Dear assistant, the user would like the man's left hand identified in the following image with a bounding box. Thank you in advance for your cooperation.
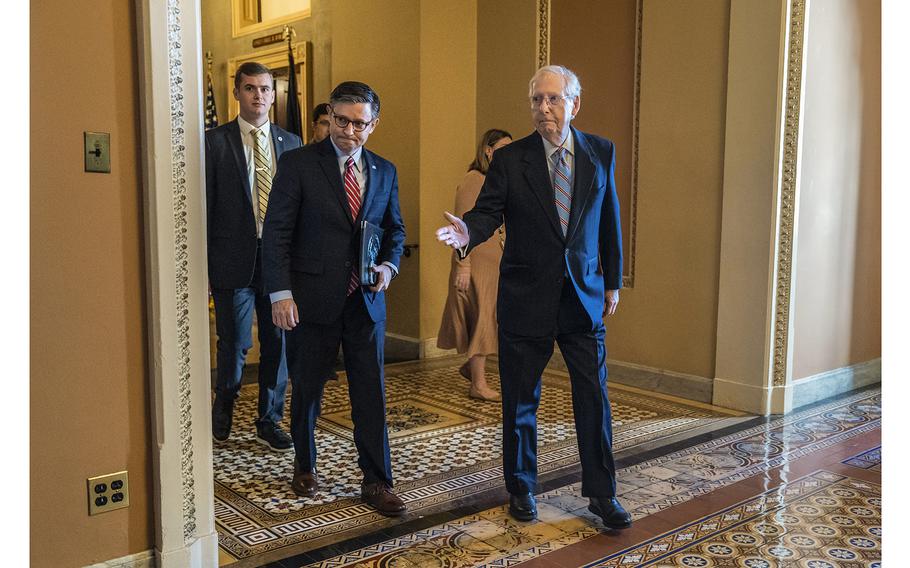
[369,263,393,292]
[604,289,619,316]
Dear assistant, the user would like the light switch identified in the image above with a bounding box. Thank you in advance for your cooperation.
[84,131,111,173]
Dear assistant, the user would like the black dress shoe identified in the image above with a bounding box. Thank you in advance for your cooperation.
[508,492,537,521]
[588,497,633,529]
[256,423,293,452]
[212,401,233,442]
[291,462,319,497]
[361,482,407,517]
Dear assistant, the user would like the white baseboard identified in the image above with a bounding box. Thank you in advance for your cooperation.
[85,550,156,568]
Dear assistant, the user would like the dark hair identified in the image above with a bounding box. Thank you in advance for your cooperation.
[312,102,331,123]
[469,129,512,174]
[234,61,272,89]
[329,81,380,119]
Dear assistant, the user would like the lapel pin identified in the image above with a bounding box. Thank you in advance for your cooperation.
[278,136,283,142]
[371,165,376,169]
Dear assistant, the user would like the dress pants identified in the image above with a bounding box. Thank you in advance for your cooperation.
[211,244,288,428]
[286,291,393,486]
[499,279,617,497]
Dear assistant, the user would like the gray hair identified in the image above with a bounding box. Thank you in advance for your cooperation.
[528,65,582,98]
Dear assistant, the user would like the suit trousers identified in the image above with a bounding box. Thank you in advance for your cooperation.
[212,243,288,428]
[499,279,617,497]
[286,291,393,486]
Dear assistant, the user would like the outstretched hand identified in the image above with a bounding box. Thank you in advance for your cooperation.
[435,211,470,249]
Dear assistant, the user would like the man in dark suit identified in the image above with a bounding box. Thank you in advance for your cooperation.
[262,81,407,516]
[206,61,301,451]
[436,65,632,529]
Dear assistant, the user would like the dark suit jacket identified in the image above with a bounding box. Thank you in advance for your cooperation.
[462,127,623,336]
[205,119,302,289]
[262,137,406,324]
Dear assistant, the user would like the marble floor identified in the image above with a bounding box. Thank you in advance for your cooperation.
[248,385,880,568]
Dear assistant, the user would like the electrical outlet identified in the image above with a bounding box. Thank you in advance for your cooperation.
[87,471,130,515]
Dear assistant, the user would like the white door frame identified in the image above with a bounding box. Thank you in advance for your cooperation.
[136,0,219,566]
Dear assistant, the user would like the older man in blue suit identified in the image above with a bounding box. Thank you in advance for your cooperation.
[436,65,631,529]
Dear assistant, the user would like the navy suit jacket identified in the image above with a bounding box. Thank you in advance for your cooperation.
[462,128,623,336]
[262,137,406,324]
[205,119,302,289]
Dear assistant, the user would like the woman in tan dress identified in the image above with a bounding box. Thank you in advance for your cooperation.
[437,129,512,401]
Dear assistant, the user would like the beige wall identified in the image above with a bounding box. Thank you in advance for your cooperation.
[601,0,731,378]
[792,0,881,379]
[475,0,538,141]
[714,0,782,394]
[332,0,421,338]
[419,2,478,338]
[31,1,153,566]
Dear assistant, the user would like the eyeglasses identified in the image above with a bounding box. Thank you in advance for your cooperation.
[530,94,571,109]
[331,114,374,132]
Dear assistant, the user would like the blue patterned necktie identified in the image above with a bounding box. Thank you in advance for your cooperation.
[552,147,572,236]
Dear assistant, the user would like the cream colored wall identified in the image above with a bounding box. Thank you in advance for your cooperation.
[713,0,783,411]
[792,0,881,379]
[201,0,333,130]
[31,1,153,566]
[419,2,478,338]
[332,0,421,338]
[603,0,732,379]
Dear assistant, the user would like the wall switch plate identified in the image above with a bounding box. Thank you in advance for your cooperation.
[87,470,130,515]
[84,131,111,173]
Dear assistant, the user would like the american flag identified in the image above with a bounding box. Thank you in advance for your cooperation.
[205,71,219,130]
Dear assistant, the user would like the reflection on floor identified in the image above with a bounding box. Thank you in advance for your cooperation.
[214,357,880,568]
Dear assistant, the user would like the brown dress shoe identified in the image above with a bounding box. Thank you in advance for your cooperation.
[291,463,319,497]
[361,482,407,517]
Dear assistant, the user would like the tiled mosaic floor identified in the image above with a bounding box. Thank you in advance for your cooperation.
[275,387,881,568]
[215,358,741,563]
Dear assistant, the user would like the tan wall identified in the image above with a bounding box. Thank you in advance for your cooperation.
[475,0,538,141]
[792,0,881,379]
[332,0,421,338]
[30,1,153,566]
[419,2,478,338]
[201,0,333,132]
[596,0,731,378]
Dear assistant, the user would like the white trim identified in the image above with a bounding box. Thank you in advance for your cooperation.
[136,0,218,566]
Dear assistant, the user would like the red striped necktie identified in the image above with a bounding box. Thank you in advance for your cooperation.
[345,157,362,295]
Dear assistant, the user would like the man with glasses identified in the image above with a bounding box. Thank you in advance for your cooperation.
[262,81,407,516]
[435,65,631,529]
[206,61,300,452]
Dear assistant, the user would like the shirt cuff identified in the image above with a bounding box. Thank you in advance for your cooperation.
[457,245,468,259]
[382,261,399,278]
[269,290,293,304]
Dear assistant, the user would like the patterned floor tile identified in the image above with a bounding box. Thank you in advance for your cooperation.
[215,359,737,560]
[300,388,880,568]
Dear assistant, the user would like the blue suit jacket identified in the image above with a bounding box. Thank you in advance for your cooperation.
[462,128,623,336]
[205,119,302,289]
[262,137,406,324]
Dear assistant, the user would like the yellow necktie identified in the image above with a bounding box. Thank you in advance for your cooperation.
[251,128,272,224]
